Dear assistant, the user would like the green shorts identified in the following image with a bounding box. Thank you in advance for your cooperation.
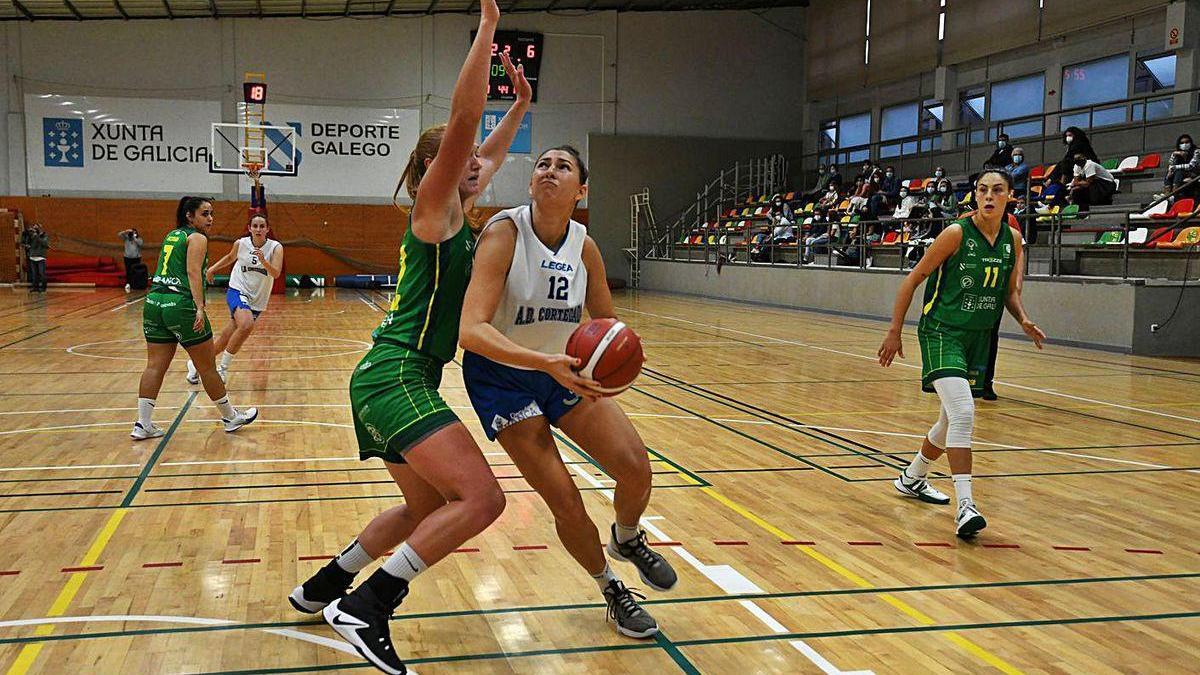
[350,341,460,464]
[142,291,213,348]
[918,318,991,395]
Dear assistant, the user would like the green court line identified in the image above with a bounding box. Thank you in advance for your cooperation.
[0,483,703,515]
[1004,392,1200,442]
[122,391,198,507]
[629,385,849,481]
[643,447,711,487]
[0,326,59,351]
[188,609,1200,674]
[655,631,702,674]
[5,573,1194,648]
[549,430,712,489]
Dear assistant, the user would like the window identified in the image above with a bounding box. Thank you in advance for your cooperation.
[838,113,871,148]
[920,99,944,132]
[880,102,918,157]
[1061,54,1130,131]
[819,120,837,151]
[990,73,1044,139]
[1134,53,1176,121]
[958,87,986,145]
[819,113,871,165]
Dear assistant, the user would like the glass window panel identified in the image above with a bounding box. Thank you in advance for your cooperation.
[902,141,917,155]
[1059,112,1090,131]
[921,100,944,132]
[1134,54,1176,93]
[881,102,918,141]
[820,120,838,150]
[1062,55,1129,109]
[990,74,1044,121]
[847,148,870,163]
[969,129,985,145]
[1092,105,1127,127]
[1001,119,1043,139]
[960,87,986,126]
[839,113,871,148]
[880,143,901,158]
[1145,97,1173,120]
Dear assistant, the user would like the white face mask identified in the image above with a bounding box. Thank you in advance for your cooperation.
[1065,135,1075,144]
[998,140,1007,148]
[926,186,936,194]
[1181,143,1192,151]
[1013,155,1024,164]
[935,170,944,177]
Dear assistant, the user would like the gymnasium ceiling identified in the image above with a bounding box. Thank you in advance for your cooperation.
[2,0,808,21]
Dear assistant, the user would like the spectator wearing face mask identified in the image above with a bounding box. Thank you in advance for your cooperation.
[1005,148,1029,194]
[931,179,959,218]
[1045,126,1098,186]
[932,166,946,182]
[768,196,795,242]
[806,165,833,202]
[892,185,921,219]
[848,175,874,213]
[817,179,843,211]
[1159,134,1200,200]
[802,209,833,264]
[1069,152,1116,212]
[868,166,902,218]
[858,161,875,182]
[984,134,1013,169]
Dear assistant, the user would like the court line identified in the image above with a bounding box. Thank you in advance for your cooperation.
[108,296,147,312]
[619,305,1200,426]
[3,392,195,675]
[0,326,58,351]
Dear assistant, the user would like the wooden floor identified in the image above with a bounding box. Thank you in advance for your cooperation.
[0,285,1196,674]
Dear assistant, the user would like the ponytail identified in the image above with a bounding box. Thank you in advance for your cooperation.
[393,124,447,207]
[176,195,211,228]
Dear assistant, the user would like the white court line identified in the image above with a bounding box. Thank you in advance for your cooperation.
[557,445,870,673]
[618,305,1200,425]
[162,456,356,467]
[108,296,147,312]
[1042,450,1200,474]
[359,296,381,312]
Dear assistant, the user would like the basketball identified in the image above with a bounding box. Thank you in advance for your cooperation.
[566,318,645,395]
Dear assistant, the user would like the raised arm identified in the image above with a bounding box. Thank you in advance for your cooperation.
[1004,230,1045,349]
[471,52,531,201]
[878,225,963,366]
[459,220,603,396]
[409,0,499,243]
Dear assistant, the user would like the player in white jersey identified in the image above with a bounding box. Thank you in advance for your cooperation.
[187,214,283,383]
[459,146,677,640]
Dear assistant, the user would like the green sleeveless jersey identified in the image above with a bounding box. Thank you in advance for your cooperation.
[151,226,206,296]
[921,217,1016,331]
[372,217,474,364]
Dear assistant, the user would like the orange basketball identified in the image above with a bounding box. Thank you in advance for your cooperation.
[565,318,645,396]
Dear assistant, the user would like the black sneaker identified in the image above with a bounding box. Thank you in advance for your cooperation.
[606,525,678,591]
[322,571,409,675]
[981,387,998,401]
[603,579,658,639]
[289,562,354,613]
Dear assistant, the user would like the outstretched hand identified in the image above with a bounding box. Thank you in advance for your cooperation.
[499,52,531,103]
[1021,319,1046,350]
[480,0,499,24]
[878,330,904,367]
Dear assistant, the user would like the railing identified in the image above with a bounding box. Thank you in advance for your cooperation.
[810,85,1200,180]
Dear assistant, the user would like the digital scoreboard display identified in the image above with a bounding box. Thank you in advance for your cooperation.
[243,82,267,105]
[471,30,543,103]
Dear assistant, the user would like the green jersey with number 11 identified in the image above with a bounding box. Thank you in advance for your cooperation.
[920,217,1015,331]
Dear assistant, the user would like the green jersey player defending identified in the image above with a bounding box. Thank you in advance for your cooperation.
[133,196,257,440]
[288,3,532,672]
[878,169,1045,538]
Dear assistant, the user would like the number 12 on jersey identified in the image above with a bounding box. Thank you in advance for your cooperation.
[547,276,569,300]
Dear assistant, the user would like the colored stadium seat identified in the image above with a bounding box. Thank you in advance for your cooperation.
[1155,227,1200,249]
[1151,198,1194,220]
[1059,204,1081,220]
[881,231,899,244]
[1137,153,1161,170]
[1128,228,1149,245]
[908,178,924,190]
[1101,158,1119,170]
[1131,200,1168,219]
[1113,155,1139,173]
[1029,165,1047,181]
[1095,231,1123,245]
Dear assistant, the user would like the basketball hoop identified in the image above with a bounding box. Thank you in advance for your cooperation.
[245,162,263,186]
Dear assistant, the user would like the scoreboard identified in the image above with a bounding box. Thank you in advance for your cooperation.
[471,30,543,103]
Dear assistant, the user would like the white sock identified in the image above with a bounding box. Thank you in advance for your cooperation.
[952,474,973,505]
[137,398,155,426]
[380,542,427,583]
[186,360,197,376]
[904,451,933,480]
[334,539,374,574]
[212,395,237,420]
[614,522,640,545]
[591,563,617,592]
[219,351,234,369]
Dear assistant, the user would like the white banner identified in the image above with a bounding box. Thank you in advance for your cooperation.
[25,94,222,193]
[241,104,420,198]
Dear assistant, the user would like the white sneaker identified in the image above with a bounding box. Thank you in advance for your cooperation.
[956,500,987,538]
[124,283,131,293]
[185,360,199,385]
[894,474,950,505]
[130,421,165,440]
[223,407,258,433]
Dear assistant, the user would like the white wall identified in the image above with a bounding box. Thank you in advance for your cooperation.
[0,7,804,204]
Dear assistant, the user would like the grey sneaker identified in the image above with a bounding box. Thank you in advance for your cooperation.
[223,407,258,433]
[606,525,678,591]
[603,579,658,639]
[956,500,987,538]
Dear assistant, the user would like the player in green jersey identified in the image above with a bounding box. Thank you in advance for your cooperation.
[290,4,531,672]
[878,169,1045,538]
[132,196,258,440]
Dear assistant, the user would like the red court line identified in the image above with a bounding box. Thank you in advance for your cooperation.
[648,541,682,547]
[714,540,749,546]
[221,558,261,564]
[1125,548,1164,555]
[1052,546,1091,552]
[61,566,103,573]
[781,540,817,546]
[0,570,19,576]
[142,562,183,568]
[298,555,335,561]
[512,545,548,551]
[982,543,1021,549]
[847,541,883,547]
[915,542,953,548]
[453,548,480,553]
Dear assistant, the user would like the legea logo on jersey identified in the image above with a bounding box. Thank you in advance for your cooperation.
[43,118,84,167]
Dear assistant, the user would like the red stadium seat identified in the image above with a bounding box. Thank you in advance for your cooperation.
[1137,153,1161,170]
[1151,198,1194,220]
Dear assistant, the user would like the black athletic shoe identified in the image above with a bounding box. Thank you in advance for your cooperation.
[289,562,355,613]
[322,572,409,675]
[981,388,998,401]
[603,579,658,638]
[606,525,678,591]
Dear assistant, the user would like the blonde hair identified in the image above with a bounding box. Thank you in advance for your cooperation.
[394,124,447,207]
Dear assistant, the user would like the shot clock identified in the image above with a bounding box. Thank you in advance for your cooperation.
[470,30,543,102]
[243,81,267,105]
